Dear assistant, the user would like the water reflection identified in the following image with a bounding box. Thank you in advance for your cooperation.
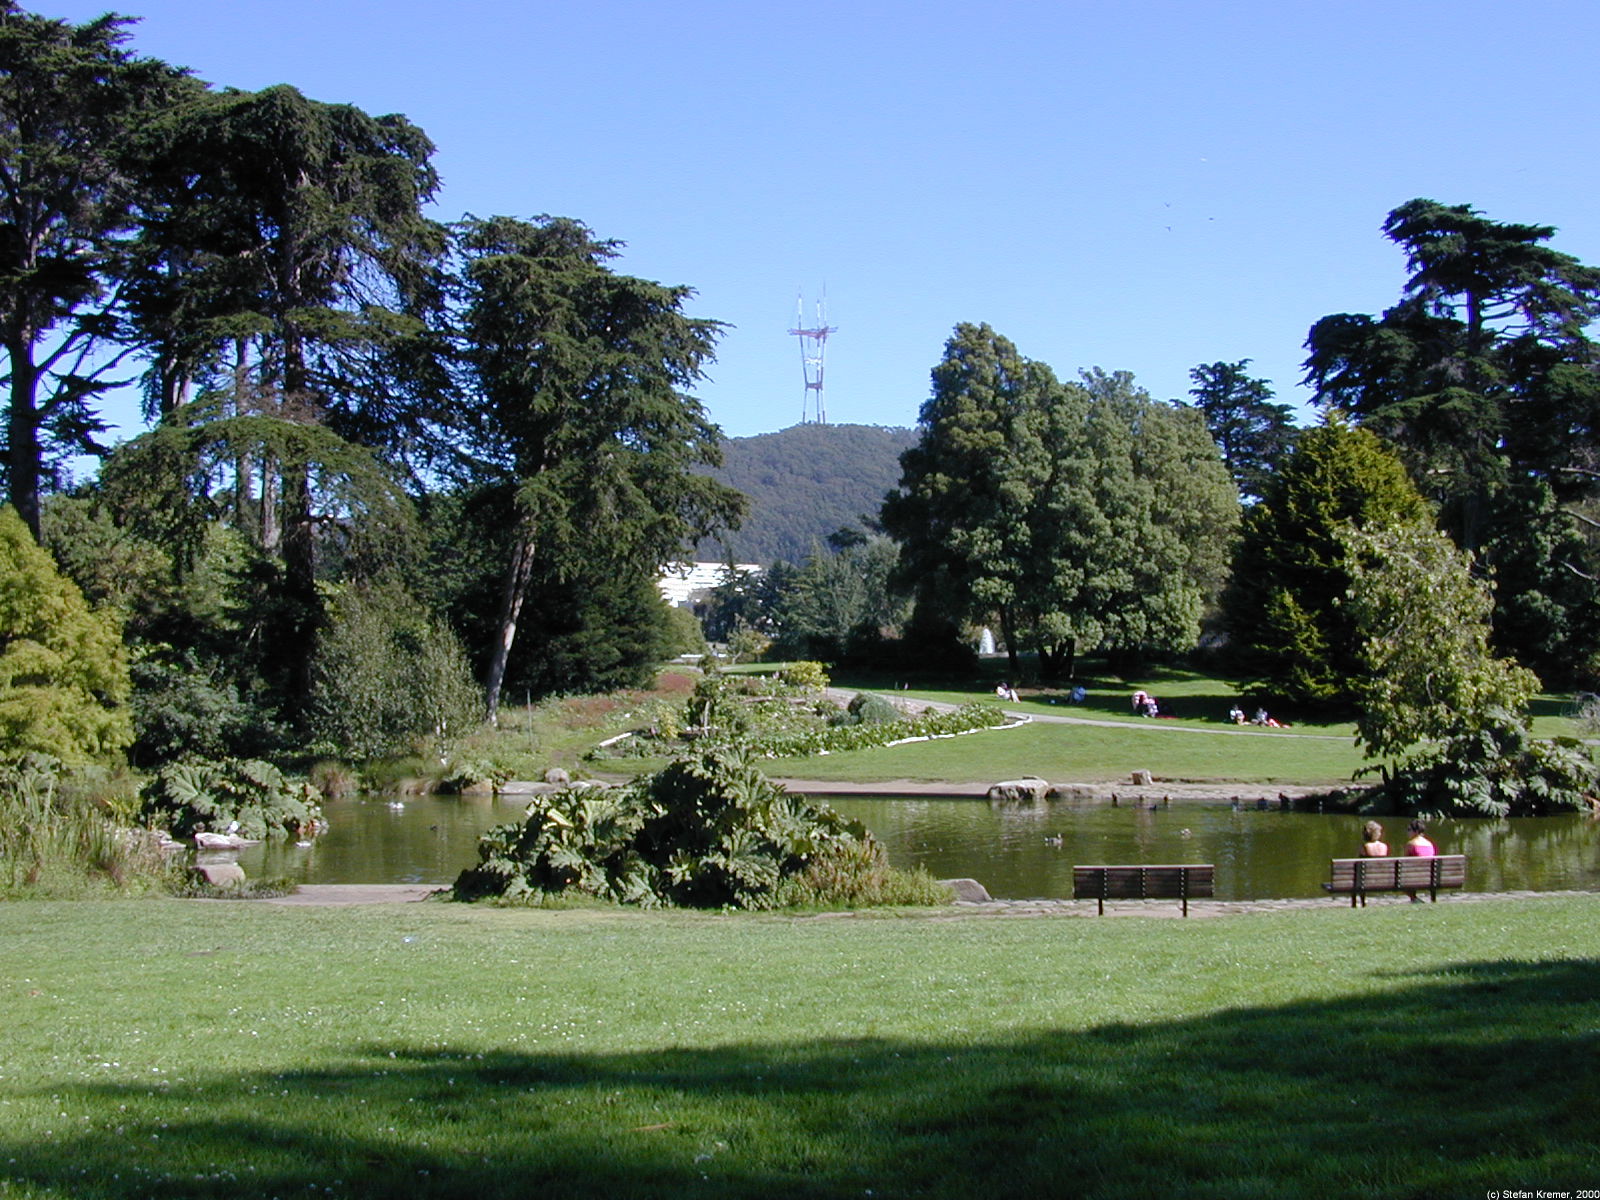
[823,797,1600,901]
[234,794,528,885]
[229,792,1600,901]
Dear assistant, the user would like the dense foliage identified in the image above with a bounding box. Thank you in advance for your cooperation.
[454,747,944,909]
[139,757,323,840]
[1305,199,1600,682]
[1224,419,1431,707]
[883,324,1239,678]
[1344,522,1595,816]
[0,505,131,764]
[1183,360,1299,503]
[0,753,168,892]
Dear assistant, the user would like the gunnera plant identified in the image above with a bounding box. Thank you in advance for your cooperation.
[453,746,946,910]
[140,758,324,840]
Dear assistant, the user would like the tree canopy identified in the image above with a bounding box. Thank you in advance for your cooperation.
[883,324,1238,678]
[450,215,742,718]
[1183,360,1299,503]
[1304,199,1600,680]
[1224,416,1431,707]
[0,504,130,763]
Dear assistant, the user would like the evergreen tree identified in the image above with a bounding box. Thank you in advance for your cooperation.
[0,504,130,763]
[1304,198,1600,680]
[1225,415,1431,707]
[0,6,188,537]
[1184,360,1299,502]
[450,215,742,720]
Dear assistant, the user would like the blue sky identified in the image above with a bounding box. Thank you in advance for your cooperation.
[47,0,1600,439]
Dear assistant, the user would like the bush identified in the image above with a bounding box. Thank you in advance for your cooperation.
[846,692,902,725]
[130,648,289,766]
[140,758,324,840]
[778,661,830,690]
[454,746,947,910]
[771,839,952,908]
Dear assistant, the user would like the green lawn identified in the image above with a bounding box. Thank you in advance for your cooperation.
[741,663,1583,786]
[768,717,1368,785]
[3,897,1597,1198]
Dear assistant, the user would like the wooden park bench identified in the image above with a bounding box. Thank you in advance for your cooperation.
[1324,855,1467,907]
[1073,864,1214,917]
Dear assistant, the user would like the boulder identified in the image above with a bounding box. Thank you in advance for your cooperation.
[543,767,571,785]
[940,877,992,902]
[1130,769,1154,786]
[987,778,1049,803]
[190,861,246,889]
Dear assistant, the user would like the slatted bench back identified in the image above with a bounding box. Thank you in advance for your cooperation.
[1326,855,1467,906]
[1073,864,1215,916]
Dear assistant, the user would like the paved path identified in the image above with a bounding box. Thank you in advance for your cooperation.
[259,884,442,906]
[836,688,1349,741]
[248,883,1592,916]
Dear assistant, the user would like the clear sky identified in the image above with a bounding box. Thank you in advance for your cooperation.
[44,0,1600,439]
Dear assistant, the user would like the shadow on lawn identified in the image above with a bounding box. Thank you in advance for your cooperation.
[6,958,1598,1199]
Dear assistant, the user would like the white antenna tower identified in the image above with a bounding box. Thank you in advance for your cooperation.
[788,292,837,424]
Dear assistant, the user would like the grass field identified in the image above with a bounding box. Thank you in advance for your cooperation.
[743,663,1584,786]
[4,896,1598,1198]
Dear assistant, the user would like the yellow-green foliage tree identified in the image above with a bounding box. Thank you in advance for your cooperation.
[0,506,131,764]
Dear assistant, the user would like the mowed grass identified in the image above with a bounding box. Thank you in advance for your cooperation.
[3,897,1599,1199]
[750,663,1583,786]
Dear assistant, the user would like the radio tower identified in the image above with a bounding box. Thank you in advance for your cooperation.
[788,292,836,424]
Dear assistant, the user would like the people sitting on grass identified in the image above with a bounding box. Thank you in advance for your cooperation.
[1228,702,1246,724]
[1252,707,1284,728]
[1132,690,1159,717]
[995,681,1019,702]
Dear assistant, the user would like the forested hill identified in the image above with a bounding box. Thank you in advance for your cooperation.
[694,423,918,566]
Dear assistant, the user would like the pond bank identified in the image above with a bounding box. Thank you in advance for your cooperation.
[772,777,1353,805]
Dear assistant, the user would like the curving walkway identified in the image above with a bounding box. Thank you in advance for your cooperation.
[834,688,1350,740]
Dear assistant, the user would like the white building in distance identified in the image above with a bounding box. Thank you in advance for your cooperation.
[657,561,762,609]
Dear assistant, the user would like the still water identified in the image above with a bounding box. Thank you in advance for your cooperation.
[235,792,1600,901]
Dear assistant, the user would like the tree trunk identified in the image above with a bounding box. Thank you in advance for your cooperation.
[483,523,539,724]
[259,456,280,550]
[998,604,1021,680]
[5,355,42,540]
[232,339,254,526]
[279,464,319,713]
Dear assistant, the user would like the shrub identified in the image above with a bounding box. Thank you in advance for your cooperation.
[140,758,324,840]
[771,839,953,908]
[847,692,902,725]
[778,661,830,690]
[454,746,946,910]
[130,648,289,766]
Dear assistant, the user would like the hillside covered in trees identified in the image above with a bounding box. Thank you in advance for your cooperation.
[695,423,917,565]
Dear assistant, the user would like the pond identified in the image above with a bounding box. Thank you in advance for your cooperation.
[231,791,1600,901]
